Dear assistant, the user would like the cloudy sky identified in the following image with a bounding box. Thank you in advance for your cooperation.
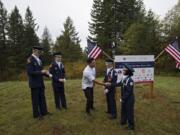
[2,0,178,48]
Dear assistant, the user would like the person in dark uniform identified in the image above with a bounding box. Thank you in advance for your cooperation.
[106,64,135,130]
[27,45,52,119]
[103,59,117,119]
[49,52,67,110]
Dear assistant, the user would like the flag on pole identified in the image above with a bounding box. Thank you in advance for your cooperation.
[86,39,102,59]
[165,40,180,69]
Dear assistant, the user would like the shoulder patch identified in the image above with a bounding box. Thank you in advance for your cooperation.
[130,82,134,86]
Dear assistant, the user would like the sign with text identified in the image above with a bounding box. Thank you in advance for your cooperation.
[115,55,154,83]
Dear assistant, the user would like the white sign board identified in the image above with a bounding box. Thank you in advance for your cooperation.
[115,55,154,83]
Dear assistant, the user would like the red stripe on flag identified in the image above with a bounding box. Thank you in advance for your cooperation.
[94,49,102,59]
[91,47,101,58]
[88,46,98,58]
[165,47,180,62]
[176,62,180,69]
[166,46,180,59]
[169,45,180,56]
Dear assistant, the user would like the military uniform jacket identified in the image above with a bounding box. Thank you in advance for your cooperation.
[49,62,65,87]
[104,68,117,90]
[121,76,134,102]
[27,56,45,89]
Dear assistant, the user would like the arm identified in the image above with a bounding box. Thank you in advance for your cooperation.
[93,80,105,86]
[27,61,43,76]
[49,65,60,82]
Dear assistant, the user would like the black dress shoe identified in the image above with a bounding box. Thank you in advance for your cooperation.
[109,115,117,120]
[86,112,91,116]
[91,107,95,111]
[56,107,61,111]
[38,116,44,120]
[46,112,53,115]
[128,127,134,130]
[120,122,127,125]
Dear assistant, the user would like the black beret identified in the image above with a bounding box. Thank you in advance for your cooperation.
[123,64,135,73]
[53,52,62,56]
[32,45,43,50]
[87,57,94,64]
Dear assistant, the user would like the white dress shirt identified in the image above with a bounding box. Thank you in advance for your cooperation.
[32,54,42,66]
[82,65,96,90]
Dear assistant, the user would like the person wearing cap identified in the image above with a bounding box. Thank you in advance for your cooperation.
[49,52,67,110]
[27,45,52,119]
[120,64,135,130]
[106,64,135,130]
[82,58,107,115]
[103,59,117,119]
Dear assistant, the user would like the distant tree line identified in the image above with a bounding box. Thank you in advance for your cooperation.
[0,0,179,81]
[89,0,180,73]
[0,0,83,81]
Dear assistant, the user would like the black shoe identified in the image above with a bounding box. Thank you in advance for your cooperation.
[120,122,127,126]
[86,112,91,116]
[63,107,67,110]
[109,115,117,120]
[105,111,111,114]
[128,127,134,130]
[56,107,61,111]
[38,116,44,120]
[46,112,53,115]
[91,107,95,111]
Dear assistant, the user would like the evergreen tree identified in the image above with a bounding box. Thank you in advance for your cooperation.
[55,17,82,62]
[7,6,24,72]
[24,7,39,58]
[41,26,52,65]
[0,0,8,79]
[89,0,145,55]
[121,10,162,55]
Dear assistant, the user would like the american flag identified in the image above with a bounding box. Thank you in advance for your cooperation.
[86,39,102,59]
[165,40,180,69]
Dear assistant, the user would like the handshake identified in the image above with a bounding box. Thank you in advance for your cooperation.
[104,82,112,86]
[41,70,52,77]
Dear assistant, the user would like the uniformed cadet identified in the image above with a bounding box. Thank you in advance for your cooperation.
[103,59,117,119]
[82,58,106,115]
[49,52,67,110]
[27,45,52,119]
[106,64,135,130]
[120,64,135,130]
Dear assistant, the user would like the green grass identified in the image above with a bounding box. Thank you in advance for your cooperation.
[0,76,180,135]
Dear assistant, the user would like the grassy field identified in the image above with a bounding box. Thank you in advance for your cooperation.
[0,76,180,135]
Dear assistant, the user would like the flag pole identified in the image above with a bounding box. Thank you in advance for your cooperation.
[102,51,114,60]
[155,49,165,62]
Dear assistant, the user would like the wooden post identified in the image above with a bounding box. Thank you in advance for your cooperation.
[150,82,154,98]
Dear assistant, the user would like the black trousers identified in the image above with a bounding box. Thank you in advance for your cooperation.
[106,88,117,117]
[121,96,135,128]
[83,87,94,113]
[53,86,67,109]
[30,87,48,118]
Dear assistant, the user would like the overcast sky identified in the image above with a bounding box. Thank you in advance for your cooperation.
[2,0,178,48]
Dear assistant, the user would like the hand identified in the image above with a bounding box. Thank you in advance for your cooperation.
[41,70,48,74]
[104,89,109,94]
[120,98,124,103]
[105,82,111,86]
[59,79,65,83]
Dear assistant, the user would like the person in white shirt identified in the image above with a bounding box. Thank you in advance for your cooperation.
[82,58,106,115]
